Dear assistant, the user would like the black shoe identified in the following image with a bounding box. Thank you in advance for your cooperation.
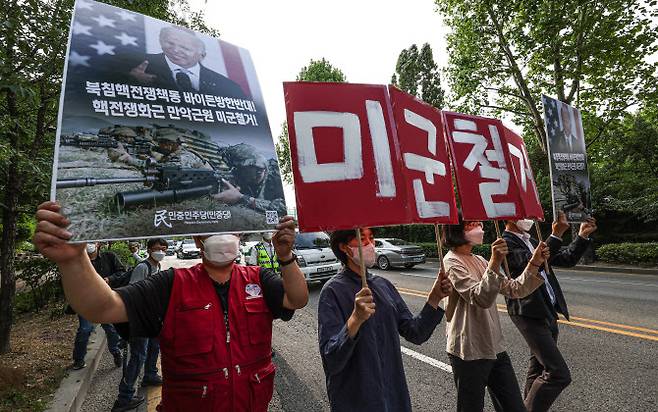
[112,351,123,368]
[141,375,163,387]
[111,395,145,412]
[72,360,86,370]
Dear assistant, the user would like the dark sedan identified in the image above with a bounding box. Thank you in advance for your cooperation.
[374,238,426,270]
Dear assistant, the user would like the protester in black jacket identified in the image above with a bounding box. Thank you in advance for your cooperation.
[503,212,597,412]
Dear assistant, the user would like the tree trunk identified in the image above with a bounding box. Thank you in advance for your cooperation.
[0,159,20,354]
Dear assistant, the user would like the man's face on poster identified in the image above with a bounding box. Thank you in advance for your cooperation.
[238,165,267,187]
[560,105,572,137]
[159,28,205,69]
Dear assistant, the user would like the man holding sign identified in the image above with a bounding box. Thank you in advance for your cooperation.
[318,228,451,411]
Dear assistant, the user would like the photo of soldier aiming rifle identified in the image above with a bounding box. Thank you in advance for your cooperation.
[55,123,286,241]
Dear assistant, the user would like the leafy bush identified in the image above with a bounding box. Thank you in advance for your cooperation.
[14,257,62,314]
[596,242,658,266]
[108,241,137,267]
[417,242,492,260]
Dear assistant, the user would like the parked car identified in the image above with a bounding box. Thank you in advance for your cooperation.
[294,232,342,283]
[374,238,426,270]
[176,239,200,259]
[166,241,176,256]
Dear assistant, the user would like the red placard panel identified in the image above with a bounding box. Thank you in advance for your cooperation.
[503,127,544,220]
[443,111,524,221]
[283,82,410,232]
[388,86,458,224]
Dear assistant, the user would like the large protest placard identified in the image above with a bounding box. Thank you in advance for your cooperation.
[443,112,525,221]
[503,127,544,220]
[541,95,591,222]
[283,82,458,232]
[52,0,285,242]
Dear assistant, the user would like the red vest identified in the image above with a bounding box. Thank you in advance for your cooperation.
[157,263,275,412]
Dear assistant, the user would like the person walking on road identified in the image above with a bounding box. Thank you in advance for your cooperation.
[442,219,550,412]
[112,238,167,411]
[251,232,279,273]
[70,242,125,370]
[503,212,597,412]
[34,201,308,412]
[318,228,452,412]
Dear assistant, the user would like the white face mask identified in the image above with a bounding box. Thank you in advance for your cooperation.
[464,227,485,245]
[516,219,535,233]
[86,243,97,254]
[349,243,377,268]
[262,232,273,241]
[150,250,166,262]
[202,235,240,266]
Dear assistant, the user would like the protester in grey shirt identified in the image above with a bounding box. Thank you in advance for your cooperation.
[112,238,167,411]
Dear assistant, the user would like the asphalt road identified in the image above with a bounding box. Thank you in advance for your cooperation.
[81,257,658,411]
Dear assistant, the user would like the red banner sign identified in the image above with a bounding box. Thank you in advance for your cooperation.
[503,128,544,220]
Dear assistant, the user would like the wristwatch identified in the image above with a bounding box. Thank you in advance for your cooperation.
[277,253,297,267]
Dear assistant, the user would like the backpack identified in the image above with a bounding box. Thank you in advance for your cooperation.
[107,260,152,289]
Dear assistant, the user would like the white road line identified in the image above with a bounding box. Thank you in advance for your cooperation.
[401,346,452,374]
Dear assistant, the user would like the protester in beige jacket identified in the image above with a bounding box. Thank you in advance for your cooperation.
[442,219,550,412]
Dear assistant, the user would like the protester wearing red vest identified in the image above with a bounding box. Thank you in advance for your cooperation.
[33,201,309,412]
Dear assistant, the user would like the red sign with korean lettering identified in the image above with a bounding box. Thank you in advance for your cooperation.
[388,86,458,224]
[283,82,409,232]
[443,111,524,221]
[503,127,544,220]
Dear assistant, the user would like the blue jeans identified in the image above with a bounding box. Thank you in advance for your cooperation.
[73,315,121,362]
[118,337,160,402]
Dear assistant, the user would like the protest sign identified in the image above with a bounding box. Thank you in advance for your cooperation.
[52,0,285,242]
[283,82,458,232]
[541,95,591,222]
[443,112,524,221]
[503,127,544,220]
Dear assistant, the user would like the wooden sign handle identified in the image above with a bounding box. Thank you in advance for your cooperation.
[493,221,511,277]
[355,228,367,289]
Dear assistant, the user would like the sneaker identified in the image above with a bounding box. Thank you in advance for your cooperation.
[72,360,86,370]
[141,375,163,387]
[111,395,145,412]
[112,351,123,368]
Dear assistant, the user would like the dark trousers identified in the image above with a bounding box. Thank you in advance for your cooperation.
[117,337,160,402]
[73,315,121,362]
[448,351,525,412]
[510,315,572,412]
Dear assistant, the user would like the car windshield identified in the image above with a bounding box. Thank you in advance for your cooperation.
[386,238,412,246]
[294,232,330,249]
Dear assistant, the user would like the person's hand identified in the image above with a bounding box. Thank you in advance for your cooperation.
[272,216,296,260]
[212,179,243,204]
[34,201,85,264]
[129,60,156,84]
[428,270,452,307]
[352,287,375,324]
[578,217,597,239]
[552,211,570,238]
[529,242,550,267]
[489,238,509,267]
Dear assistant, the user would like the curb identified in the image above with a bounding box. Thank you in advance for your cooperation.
[425,258,658,276]
[47,328,107,412]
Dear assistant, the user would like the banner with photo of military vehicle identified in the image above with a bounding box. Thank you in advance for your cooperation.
[52,0,286,242]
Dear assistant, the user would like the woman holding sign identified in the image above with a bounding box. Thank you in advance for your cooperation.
[318,227,452,412]
[442,220,550,412]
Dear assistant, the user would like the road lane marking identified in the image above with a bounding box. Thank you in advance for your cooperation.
[400,346,453,373]
[396,288,658,342]
[557,277,658,288]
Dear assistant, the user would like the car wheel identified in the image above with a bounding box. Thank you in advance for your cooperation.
[404,263,415,269]
[377,255,390,270]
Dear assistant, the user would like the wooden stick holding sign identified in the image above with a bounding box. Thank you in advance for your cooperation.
[534,220,551,275]
[493,221,511,278]
[354,228,368,289]
[434,224,445,272]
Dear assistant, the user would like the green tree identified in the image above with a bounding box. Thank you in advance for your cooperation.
[435,0,658,153]
[0,0,219,354]
[392,43,445,109]
[275,58,347,184]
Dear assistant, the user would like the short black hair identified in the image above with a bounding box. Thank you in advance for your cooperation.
[443,218,469,249]
[147,238,168,249]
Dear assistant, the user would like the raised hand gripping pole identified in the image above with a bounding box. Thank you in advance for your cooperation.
[493,221,511,277]
[355,228,367,289]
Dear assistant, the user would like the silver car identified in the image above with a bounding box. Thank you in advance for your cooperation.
[374,238,426,270]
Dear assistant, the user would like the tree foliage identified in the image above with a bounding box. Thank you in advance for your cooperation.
[276,59,347,184]
[392,43,445,109]
[435,0,658,152]
[0,0,220,354]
